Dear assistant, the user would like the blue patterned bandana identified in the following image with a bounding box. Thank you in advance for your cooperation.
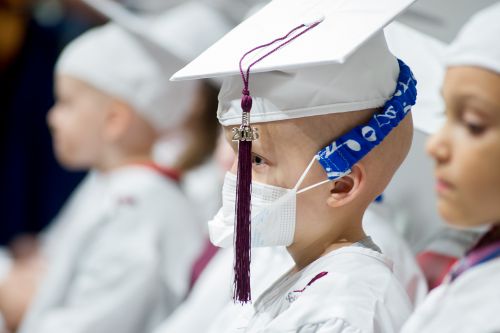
[316,59,417,180]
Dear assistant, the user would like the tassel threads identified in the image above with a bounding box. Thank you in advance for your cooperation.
[232,20,323,304]
[232,92,257,303]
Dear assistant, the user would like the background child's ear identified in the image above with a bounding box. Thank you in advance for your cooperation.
[326,163,366,208]
[103,99,134,142]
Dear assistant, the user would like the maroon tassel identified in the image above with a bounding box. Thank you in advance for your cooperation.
[232,20,322,303]
[234,139,252,303]
[233,92,253,303]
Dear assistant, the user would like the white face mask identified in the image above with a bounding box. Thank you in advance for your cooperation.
[208,156,346,248]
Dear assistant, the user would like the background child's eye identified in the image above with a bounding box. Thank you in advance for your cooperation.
[465,121,486,135]
[462,111,487,136]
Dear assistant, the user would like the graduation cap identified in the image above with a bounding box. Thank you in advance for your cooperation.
[397,0,499,43]
[56,0,231,132]
[172,0,418,303]
[446,2,500,75]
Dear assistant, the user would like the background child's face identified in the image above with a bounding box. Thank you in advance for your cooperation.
[427,66,500,227]
[48,75,109,170]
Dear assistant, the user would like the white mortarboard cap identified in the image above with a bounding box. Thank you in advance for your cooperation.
[385,22,446,135]
[200,0,267,24]
[117,0,183,13]
[56,1,231,133]
[172,0,417,125]
[396,0,498,43]
[446,2,500,75]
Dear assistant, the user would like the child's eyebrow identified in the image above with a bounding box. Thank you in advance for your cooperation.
[459,93,499,114]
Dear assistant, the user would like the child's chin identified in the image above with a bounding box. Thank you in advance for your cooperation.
[439,203,485,230]
[438,201,466,226]
[55,154,89,171]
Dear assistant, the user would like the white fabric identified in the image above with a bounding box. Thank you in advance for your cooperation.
[385,22,446,135]
[0,249,11,333]
[363,204,427,306]
[200,0,267,24]
[179,159,224,230]
[18,166,203,333]
[58,1,231,132]
[446,2,500,74]
[225,246,411,333]
[401,257,500,333]
[209,180,293,248]
[172,0,416,81]
[395,0,498,43]
[207,214,423,333]
[0,249,12,284]
[216,32,398,125]
[153,205,424,333]
[117,0,183,13]
[40,172,105,260]
[153,247,293,333]
[423,228,482,258]
[172,0,420,125]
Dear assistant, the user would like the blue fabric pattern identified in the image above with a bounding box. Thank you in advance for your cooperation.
[316,59,417,180]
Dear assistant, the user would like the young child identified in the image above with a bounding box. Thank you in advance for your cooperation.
[172,0,419,331]
[401,3,500,332]
[0,2,230,332]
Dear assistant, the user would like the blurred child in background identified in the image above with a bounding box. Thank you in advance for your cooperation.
[402,3,500,332]
[0,2,230,332]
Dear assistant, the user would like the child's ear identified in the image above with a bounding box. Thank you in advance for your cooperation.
[103,99,133,142]
[326,163,365,208]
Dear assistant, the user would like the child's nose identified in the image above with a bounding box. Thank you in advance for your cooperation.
[46,106,57,130]
[426,129,449,164]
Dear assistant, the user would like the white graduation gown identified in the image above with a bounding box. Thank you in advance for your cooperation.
[17,165,203,333]
[227,246,412,333]
[401,257,500,333]
[154,204,423,333]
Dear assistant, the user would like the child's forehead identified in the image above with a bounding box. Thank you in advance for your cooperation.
[223,118,317,153]
[223,110,375,155]
[444,67,500,110]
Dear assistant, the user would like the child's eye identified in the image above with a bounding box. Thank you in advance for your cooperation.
[252,154,267,166]
[462,111,487,136]
[465,122,486,135]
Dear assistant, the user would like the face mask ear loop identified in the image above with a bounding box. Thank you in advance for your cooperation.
[293,156,317,191]
[297,179,331,194]
[295,159,351,195]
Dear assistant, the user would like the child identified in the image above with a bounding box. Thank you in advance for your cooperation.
[0,2,230,333]
[172,0,419,331]
[401,3,500,332]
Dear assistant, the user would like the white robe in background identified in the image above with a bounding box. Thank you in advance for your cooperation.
[0,172,103,332]
[0,250,11,287]
[401,257,500,333]
[364,203,427,305]
[17,165,203,333]
[0,248,10,332]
